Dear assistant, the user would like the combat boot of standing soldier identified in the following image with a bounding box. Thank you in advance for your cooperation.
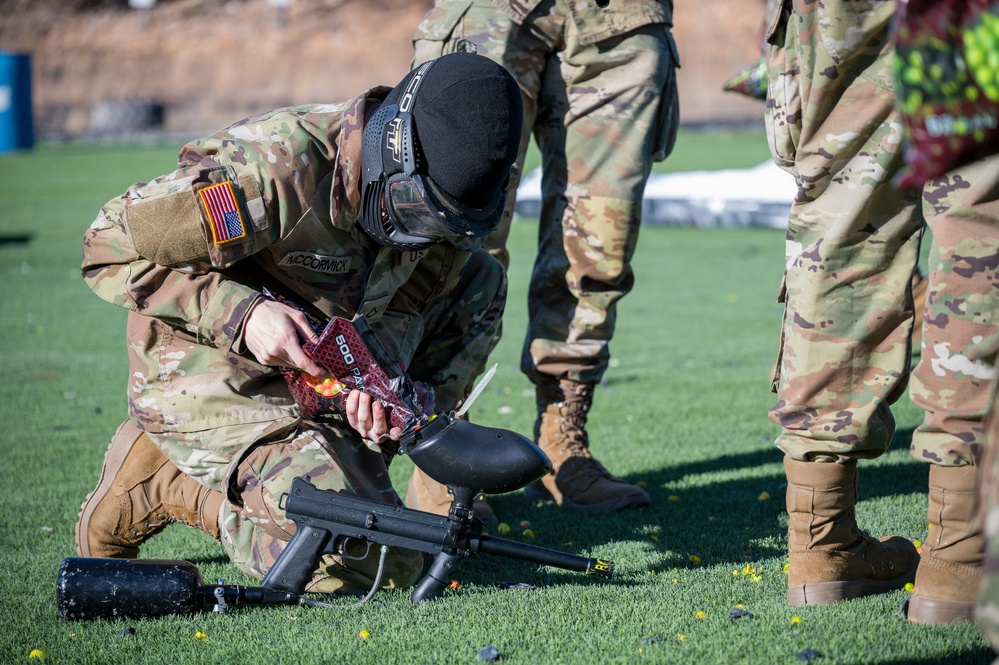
[524,377,651,511]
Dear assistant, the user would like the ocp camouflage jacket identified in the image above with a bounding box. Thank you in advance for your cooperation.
[82,88,475,484]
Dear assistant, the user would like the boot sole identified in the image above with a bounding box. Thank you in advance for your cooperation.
[788,567,916,605]
[522,479,652,512]
[563,494,652,512]
[905,594,976,624]
[522,483,555,502]
[75,421,140,557]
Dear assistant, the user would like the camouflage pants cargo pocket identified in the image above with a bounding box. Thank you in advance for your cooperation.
[765,0,799,171]
[650,28,681,163]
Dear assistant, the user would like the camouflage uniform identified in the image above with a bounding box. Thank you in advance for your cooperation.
[765,0,999,468]
[412,0,678,385]
[978,386,999,653]
[82,89,507,591]
[978,35,999,629]
[767,0,999,617]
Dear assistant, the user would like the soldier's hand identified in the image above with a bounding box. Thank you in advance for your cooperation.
[345,390,403,442]
[243,299,325,376]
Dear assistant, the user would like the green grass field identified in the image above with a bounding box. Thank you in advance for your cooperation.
[0,130,991,664]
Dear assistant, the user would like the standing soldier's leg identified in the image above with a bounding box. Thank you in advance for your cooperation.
[522,21,678,511]
[766,1,920,605]
[408,0,546,513]
[412,0,544,271]
[906,155,999,623]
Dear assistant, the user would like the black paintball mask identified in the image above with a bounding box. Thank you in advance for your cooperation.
[358,55,520,252]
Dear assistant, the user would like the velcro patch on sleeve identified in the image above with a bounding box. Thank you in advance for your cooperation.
[199,181,247,245]
[125,181,209,266]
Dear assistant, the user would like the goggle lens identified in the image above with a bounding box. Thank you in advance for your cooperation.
[386,176,451,239]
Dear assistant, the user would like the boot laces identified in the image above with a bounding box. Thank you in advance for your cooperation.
[139,513,174,536]
[554,405,589,455]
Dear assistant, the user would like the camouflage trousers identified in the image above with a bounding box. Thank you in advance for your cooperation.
[413,0,679,384]
[975,384,999,652]
[156,250,507,592]
[978,385,999,652]
[765,0,999,466]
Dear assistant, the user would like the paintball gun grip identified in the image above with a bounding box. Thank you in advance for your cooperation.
[411,551,464,603]
[261,521,333,595]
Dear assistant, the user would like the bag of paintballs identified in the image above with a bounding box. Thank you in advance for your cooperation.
[891,0,999,188]
[261,290,434,433]
[722,3,772,102]
[722,54,768,101]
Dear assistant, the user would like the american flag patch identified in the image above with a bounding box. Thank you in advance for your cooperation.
[199,182,246,245]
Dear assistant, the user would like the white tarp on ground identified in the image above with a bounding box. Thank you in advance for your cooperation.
[514,160,798,230]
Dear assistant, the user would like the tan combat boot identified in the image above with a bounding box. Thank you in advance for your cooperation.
[76,420,224,558]
[406,465,498,525]
[785,457,918,605]
[524,378,651,511]
[906,464,983,624]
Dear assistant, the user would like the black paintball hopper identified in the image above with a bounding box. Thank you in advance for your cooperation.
[401,411,552,495]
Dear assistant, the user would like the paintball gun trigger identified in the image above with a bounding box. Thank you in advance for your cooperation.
[336,536,374,561]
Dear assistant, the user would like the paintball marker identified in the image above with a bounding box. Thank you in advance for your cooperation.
[56,414,614,619]
[263,411,615,603]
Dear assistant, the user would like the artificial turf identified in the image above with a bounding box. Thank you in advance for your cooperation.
[0,132,990,664]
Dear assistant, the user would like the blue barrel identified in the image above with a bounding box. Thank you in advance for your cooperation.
[0,52,34,153]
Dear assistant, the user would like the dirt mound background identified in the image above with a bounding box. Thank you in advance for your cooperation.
[0,0,766,140]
